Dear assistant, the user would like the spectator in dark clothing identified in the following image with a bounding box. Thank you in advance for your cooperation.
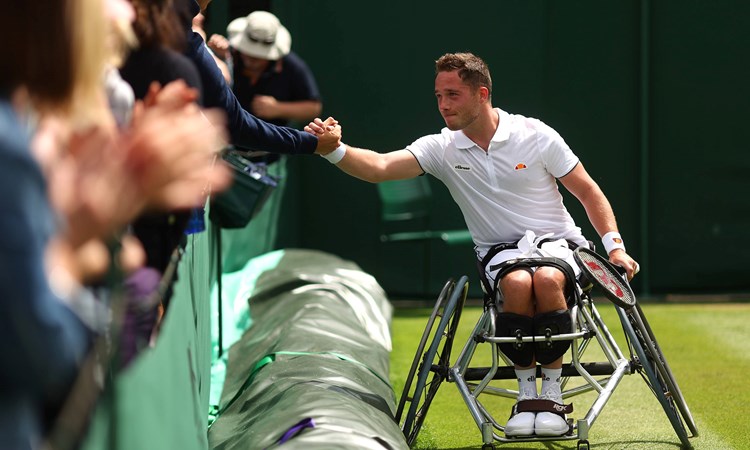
[118,0,207,362]
[210,11,322,167]
[120,0,204,275]
[222,11,322,128]
[121,0,202,102]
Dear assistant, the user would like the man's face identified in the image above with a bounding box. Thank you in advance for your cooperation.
[239,53,271,74]
[434,70,482,131]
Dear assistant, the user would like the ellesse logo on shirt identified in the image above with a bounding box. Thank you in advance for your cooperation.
[453,164,471,171]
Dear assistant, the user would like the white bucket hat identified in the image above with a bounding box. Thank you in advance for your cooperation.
[228,11,291,60]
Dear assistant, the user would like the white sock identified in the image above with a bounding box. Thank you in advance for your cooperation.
[515,368,537,399]
[541,368,562,399]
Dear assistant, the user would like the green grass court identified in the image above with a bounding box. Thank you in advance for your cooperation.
[390,301,750,449]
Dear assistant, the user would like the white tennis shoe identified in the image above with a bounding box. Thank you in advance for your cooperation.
[505,388,536,437]
[534,384,569,436]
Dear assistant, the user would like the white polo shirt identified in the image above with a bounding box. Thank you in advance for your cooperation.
[407,108,587,259]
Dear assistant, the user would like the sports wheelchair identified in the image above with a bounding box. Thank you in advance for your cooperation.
[395,247,698,449]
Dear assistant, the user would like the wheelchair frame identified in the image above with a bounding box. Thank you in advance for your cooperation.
[395,255,698,450]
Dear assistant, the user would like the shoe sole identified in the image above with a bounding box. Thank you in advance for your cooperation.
[505,431,534,437]
[534,426,570,436]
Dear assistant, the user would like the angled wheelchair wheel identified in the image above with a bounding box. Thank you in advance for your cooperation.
[395,278,455,423]
[618,304,698,449]
[397,275,468,447]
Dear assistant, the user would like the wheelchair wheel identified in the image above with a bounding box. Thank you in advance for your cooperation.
[618,304,698,449]
[395,278,455,423]
[398,275,468,447]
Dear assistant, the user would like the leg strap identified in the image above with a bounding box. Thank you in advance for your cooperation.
[513,399,574,417]
[476,242,518,305]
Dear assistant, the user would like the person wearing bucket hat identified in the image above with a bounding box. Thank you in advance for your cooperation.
[223,11,321,130]
[182,0,339,156]
[229,11,290,61]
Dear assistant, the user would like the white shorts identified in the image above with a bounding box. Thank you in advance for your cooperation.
[480,231,587,296]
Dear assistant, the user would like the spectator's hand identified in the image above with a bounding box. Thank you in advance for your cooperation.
[207,34,231,60]
[305,117,329,135]
[608,249,640,281]
[305,117,341,154]
[137,80,199,114]
[119,234,146,274]
[31,116,68,177]
[52,123,139,248]
[46,81,231,248]
[125,79,232,209]
[124,104,231,211]
[251,95,279,119]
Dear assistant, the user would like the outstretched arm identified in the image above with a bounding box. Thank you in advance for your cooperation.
[252,96,322,123]
[559,163,640,279]
[305,118,423,183]
[186,31,340,155]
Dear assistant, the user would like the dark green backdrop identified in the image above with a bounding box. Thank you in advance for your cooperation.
[210,0,750,298]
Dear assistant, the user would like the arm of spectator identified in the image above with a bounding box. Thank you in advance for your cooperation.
[211,51,232,85]
[207,33,230,60]
[185,30,330,154]
[202,33,232,85]
[251,96,322,122]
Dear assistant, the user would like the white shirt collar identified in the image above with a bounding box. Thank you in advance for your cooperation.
[453,108,510,149]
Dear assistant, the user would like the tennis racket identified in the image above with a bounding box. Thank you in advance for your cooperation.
[574,247,636,309]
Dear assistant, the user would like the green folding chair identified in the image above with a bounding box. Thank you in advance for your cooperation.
[377,177,473,293]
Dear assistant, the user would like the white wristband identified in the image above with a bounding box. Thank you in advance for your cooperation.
[321,143,347,164]
[602,231,626,255]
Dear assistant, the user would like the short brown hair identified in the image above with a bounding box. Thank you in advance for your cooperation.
[130,0,188,51]
[435,53,492,98]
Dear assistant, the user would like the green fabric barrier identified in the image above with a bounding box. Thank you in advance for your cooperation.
[208,251,285,414]
[76,181,405,449]
[81,227,215,450]
[218,156,288,274]
[210,355,403,450]
[208,249,406,450]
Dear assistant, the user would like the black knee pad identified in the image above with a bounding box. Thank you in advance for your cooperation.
[496,312,535,367]
[533,309,572,365]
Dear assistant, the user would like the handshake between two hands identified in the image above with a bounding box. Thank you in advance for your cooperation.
[305,117,342,155]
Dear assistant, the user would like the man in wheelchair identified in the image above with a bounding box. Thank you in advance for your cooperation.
[304,52,639,436]
[479,233,636,437]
